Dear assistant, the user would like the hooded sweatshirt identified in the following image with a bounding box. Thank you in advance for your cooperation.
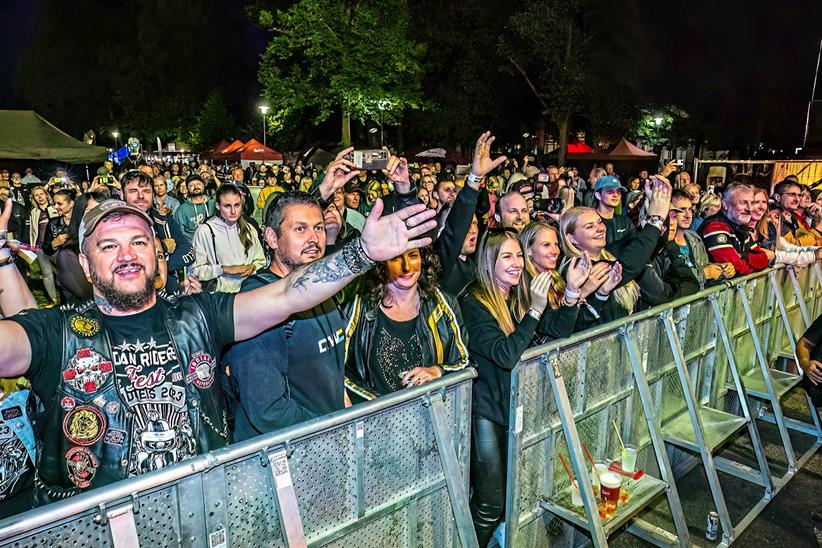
[174,198,215,242]
[192,215,266,293]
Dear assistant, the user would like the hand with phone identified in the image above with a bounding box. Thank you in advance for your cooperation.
[318,147,360,200]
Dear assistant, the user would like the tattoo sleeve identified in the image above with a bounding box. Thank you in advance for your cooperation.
[290,238,375,292]
[291,253,352,291]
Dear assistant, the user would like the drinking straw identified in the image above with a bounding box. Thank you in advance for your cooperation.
[612,420,626,452]
[558,453,575,483]
[582,442,596,469]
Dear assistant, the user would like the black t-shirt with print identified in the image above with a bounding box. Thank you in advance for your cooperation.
[368,309,423,395]
[8,293,235,475]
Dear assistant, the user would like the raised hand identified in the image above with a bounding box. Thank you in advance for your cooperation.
[646,175,672,218]
[565,253,592,293]
[599,262,623,295]
[359,199,437,262]
[318,147,360,200]
[470,131,508,182]
[529,271,552,314]
[382,155,411,193]
[580,261,610,299]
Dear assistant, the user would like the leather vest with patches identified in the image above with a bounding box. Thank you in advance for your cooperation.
[34,293,228,504]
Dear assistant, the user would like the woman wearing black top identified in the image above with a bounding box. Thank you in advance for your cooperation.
[461,229,553,547]
[42,189,74,256]
[558,177,672,326]
[345,246,469,400]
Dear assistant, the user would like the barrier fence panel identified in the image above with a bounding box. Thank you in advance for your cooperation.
[506,266,822,547]
[0,369,477,548]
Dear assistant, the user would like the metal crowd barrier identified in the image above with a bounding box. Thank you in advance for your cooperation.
[0,369,478,548]
[504,264,822,547]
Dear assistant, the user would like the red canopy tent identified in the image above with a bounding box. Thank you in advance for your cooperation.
[608,137,656,160]
[567,141,594,154]
[202,139,231,158]
[209,139,245,160]
[236,139,283,162]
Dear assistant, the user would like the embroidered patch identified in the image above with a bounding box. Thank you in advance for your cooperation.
[92,395,106,408]
[186,352,216,389]
[716,234,728,244]
[63,406,106,446]
[65,447,99,488]
[105,401,121,415]
[61,397,76,412]
[1,406,22,421]
[69,315,101,338]
[63,348,113,394]
[104,429,126,446]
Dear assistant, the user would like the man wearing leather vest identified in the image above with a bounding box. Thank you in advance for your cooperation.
[0,177,437,505]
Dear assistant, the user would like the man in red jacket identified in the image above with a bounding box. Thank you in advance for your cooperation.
[697,184,774,275]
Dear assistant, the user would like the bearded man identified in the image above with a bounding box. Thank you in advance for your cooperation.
[0,181,436,504]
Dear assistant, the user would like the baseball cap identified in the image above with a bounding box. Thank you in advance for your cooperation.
[594,176,626,193]
[79,199,153,250]
[343,181,363,195]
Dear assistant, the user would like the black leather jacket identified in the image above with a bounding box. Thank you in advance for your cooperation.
[344,289,470,400]
[33,294,228,504]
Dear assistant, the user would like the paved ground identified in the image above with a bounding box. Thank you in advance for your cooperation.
[609,390,822,547]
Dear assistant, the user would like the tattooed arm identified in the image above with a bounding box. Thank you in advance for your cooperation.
[233,200,437,342]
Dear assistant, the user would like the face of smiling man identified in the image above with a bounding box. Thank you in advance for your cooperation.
[79,211,158,314]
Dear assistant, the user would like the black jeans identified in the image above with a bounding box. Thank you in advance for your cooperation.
[470,415,508,547]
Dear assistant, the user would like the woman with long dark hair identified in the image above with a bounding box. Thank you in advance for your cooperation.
[345,245,469,399]
[192,183,266,293]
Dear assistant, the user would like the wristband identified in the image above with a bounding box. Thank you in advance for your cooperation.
[467,172,484,186]
[595,290,609,300]
[564,287,581,300]
[0,230,7,241]
[527,307,542,320]
[0,254,15,268]
[342,238,377,275]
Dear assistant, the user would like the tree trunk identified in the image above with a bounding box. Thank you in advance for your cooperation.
[537,116,546,155]
[557,113,571,167]
[342,110,351,147]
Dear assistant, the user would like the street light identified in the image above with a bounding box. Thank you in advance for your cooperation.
[112,131,120,150]
[259,105,269,165]
[653,114,664,127]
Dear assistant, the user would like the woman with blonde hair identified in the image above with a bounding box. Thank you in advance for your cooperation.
[27,186,59,306]
[460,229,552,546]
[559,178,672,324]
[519,221,617,338]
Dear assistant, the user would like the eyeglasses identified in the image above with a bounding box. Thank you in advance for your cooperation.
[780,192,800,197]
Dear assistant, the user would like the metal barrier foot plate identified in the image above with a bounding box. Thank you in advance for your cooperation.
[662,407,748,453]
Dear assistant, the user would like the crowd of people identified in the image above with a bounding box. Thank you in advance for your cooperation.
[0,135,821,545]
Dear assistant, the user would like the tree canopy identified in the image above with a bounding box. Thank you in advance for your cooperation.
[257,0,427,147]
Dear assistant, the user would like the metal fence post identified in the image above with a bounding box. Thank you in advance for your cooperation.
[622,326,690,548]
[267,448,307,548]
[541,352,608,547]
[709,295,774,496]
[424,392,479,548]
[661,312,734,545]
[787,266,812,329]
[752,282,799,473]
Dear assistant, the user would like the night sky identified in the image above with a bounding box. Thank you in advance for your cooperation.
[1,0,820,149]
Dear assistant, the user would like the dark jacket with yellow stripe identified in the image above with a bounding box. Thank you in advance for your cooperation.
[343,289,470,400]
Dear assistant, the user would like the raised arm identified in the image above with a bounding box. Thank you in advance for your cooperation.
[0,199,36,377]
[233,200,437,341]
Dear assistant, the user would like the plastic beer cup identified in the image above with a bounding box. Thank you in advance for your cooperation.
[599,471,622,518]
